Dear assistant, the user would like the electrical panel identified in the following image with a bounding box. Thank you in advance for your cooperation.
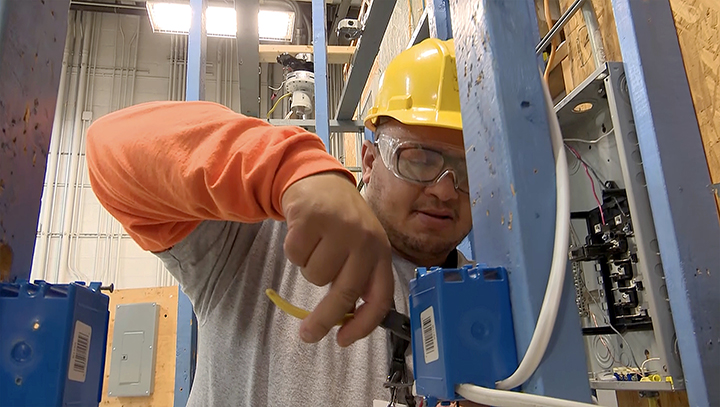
[107,302,159,397]
[555,62,682,392]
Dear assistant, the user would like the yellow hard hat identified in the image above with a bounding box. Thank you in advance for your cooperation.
[364,38,462,132]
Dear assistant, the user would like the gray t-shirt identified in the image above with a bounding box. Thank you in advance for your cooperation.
[156,219,469,406]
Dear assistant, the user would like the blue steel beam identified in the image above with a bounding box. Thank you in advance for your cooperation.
[0,0,70,282]
[449,0,591,401]
[334,0,396,121]
[186,0,207,101]
[610,0,720,405]
[428,0,453,40]
[311,0,330,149]
[174,286,198,407]
[174,1,204,405]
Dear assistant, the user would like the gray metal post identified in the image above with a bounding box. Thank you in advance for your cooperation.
[235,0,259,117]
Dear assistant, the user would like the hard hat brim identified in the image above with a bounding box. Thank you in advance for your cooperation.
[364,109,463,133]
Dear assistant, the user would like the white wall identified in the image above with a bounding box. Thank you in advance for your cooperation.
[31,11,259,289]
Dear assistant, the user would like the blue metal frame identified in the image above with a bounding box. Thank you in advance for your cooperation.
[186,0,207,101]
[174,1,204,404]
[311,0,330,150]
[0,0,70,282]
[174,286,198,407]
[427,0,453,40]
[610,0,720,405]
[449,0,591,401]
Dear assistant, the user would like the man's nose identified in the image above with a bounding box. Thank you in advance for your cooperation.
[424,171,460,201]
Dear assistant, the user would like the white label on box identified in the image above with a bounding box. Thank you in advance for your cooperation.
[68,320,92,383]
[420,306,439,364]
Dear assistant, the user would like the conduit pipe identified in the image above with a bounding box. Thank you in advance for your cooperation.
[35,12,76,280]
[57,12,93,281]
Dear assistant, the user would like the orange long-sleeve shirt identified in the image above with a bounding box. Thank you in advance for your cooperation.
[86,101,354,252]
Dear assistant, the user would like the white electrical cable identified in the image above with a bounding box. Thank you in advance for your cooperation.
[457,384,597,407]
[564,129,613,144]
[494,73,571,391]
[640,357,661,376]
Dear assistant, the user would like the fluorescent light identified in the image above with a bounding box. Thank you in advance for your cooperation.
[206,6,237,38]
[146,1,294,41]
[258,10,295,42]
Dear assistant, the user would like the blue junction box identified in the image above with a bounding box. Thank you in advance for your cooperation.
[0,280,110,407]
[409,265,519,402]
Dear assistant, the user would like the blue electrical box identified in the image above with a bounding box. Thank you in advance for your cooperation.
[409,265,518,402]
[0,280,110,407]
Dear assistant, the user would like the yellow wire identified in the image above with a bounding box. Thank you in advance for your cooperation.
[266,93,292,119]
[265,289,354,325]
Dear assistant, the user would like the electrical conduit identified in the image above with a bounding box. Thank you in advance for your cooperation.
[57,12,93,282]
[34,12,75,280]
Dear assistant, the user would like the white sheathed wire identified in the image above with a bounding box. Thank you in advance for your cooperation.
[457,384,597,407]
[494,74,571,390]
[564,129,613,144]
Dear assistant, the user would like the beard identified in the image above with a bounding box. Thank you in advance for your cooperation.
[365,181,468,265]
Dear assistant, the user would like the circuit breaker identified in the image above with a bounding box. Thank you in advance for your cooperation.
[555,62,682,391]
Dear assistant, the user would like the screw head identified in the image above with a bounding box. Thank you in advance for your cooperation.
[113,347,116,351]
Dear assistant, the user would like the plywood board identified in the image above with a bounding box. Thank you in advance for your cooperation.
[670,0,720,192]
[559,0,622,91]
[101,286,179,407]
[259,45,355,64]
[616,390,689,407]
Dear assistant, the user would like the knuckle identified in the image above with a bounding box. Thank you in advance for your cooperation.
[301,267,332,287]
[334,286,362,309]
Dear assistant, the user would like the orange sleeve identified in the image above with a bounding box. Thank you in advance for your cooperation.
[86,100,355,252]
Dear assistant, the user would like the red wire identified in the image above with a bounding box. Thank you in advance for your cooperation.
[567,145,606,225]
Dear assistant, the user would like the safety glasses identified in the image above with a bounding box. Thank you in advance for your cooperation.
[375,133,470,194]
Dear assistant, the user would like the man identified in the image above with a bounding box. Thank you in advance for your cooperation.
[87,38,471,406]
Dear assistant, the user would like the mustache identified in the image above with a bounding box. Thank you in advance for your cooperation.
[411,201,458,218]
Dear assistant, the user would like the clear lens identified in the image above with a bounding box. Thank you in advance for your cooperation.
[376,134,470,193]
[397,147,445,182]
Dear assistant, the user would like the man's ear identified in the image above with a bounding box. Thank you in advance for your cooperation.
[361,140,376,185]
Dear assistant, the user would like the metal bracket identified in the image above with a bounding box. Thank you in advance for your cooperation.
[337,18,362,41]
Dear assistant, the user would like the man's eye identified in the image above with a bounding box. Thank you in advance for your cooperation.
[401,149,441,165]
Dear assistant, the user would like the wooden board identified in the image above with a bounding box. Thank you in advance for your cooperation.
[616,390,689,407]
[101,286,179,407]
[259,45,355,64]
[559,0,622,91]
[669,0,720,195]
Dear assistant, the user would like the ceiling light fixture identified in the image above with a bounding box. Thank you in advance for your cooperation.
[146,1,295,41]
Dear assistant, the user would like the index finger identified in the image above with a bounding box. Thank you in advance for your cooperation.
[337,253,394,347]
[300,249,393,346]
